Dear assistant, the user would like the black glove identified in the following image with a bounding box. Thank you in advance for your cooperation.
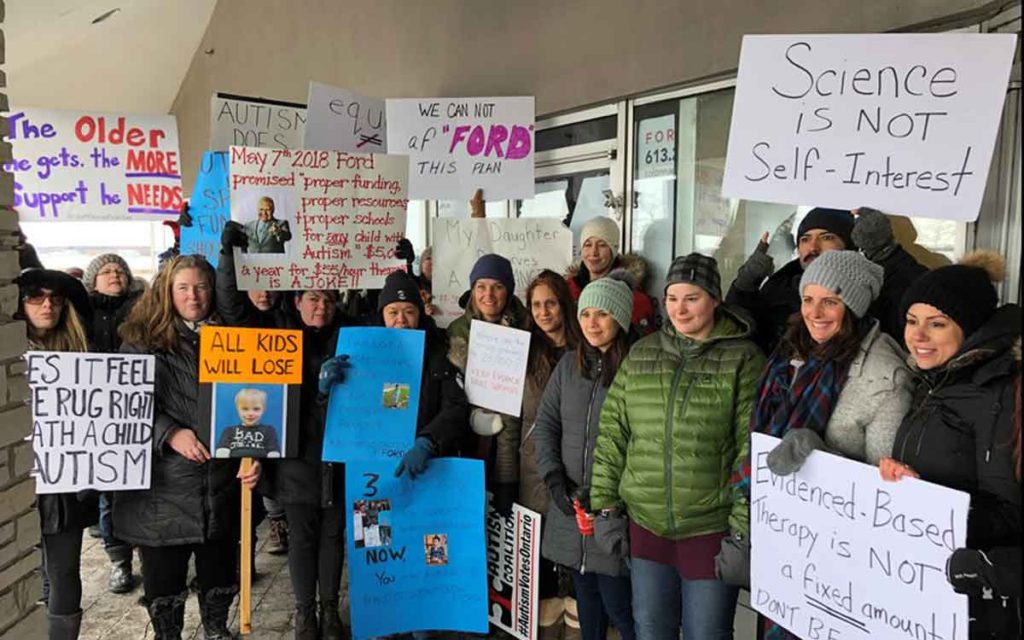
[714,530,751,589]
[946,548,998,597]
[395,238,415,266]
[733,235,775,292]
[852,207,896,261]
[221,220,249,252]
[491,482,518,518]
[544,472,575,517]
[178,202,193,228]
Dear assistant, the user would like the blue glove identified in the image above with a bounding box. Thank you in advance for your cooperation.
[318,355,350,396]
[394,437,436,479]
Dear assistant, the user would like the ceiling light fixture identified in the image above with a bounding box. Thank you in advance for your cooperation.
[91,8,122,24]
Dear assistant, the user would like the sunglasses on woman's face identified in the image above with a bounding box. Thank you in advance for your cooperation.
[23,292,66,307]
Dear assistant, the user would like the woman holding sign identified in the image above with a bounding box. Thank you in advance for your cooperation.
[446,253,529,515]
[589,254,764,640]
[879,252,1022,640]
[533,273,637,640]
[18,269,96,640]
[116,255,260,640]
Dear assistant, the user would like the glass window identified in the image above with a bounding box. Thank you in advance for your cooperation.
[517,171,611,258]
[20,221,173,281]
[536,115,617,152]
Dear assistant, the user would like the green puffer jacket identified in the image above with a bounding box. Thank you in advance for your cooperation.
[590,305,764,539]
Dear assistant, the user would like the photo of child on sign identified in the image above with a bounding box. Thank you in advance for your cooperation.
[211,383,287,458]
[425,534,448,566]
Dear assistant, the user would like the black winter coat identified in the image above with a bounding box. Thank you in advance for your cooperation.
[113,323,242,546]
[892,305,1021,639]
[726,247,926,354]
[407,318,468,455]
[88,290,141,353]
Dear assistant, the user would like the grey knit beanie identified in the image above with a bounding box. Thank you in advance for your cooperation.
[578,272,633,331]
[83,253,133,293]
[800,250,883,318]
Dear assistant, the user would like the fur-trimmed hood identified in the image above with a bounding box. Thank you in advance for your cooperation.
[446,295,528,371]
[566,252,649,291]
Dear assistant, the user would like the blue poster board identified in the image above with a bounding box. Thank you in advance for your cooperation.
[322,328,425,462]
[181,150,229,267]
[345,459,488,638]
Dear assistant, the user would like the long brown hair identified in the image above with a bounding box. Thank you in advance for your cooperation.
[25,301,89,353]
[525,270,581,388]
[576,326,630,387]
[780,307,863,365]
[120,255,216,352]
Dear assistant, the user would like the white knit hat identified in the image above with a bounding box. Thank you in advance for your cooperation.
[580,217,621,255]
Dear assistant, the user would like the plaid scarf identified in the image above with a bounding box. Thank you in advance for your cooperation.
[734,350,849,640]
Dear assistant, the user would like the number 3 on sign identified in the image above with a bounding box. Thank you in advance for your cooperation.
[363,473,380,497]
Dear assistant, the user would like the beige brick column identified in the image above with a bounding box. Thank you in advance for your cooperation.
[0,0,46,635]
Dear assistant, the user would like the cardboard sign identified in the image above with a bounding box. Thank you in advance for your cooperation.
[199,327,303,385]
[487,500,542,640]
[432,218,572,327]
[209,93,306,151]
[750,433,970,640]
[180,150,230,267]
[465,321,530,417]
[6,108,182,221]
[322,328,425,462]
[27,352,154,493]
[386,97,535,200]
[346,459,489,638]
[228,146,409,290]
[722,34,1016,221]
[305,82,387,153]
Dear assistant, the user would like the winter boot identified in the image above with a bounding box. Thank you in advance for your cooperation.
[146,591,187,640]
[293,602,318,640]
[538,596,565,640]
[198,586,238,639]
[267,517,289,555]
[563,597,581,640]
[106,544,136,594]
[47,609,82,640]
[318,599,346,640]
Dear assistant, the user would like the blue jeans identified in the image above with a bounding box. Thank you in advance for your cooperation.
[572,570,636,640]
[98,493,130,552]
[630,557,738,640]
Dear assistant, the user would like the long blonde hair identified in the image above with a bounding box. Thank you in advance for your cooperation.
[27,303,89,353]
[119,255,215,352]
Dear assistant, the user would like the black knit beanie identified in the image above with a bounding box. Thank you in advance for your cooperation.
[798,207,856,249]
[900,264,998,338]
[377,270,425,314]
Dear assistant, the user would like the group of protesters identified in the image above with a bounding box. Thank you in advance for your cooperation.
[17,203,1020,640]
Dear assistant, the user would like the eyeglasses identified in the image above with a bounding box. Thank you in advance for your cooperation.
[98,267,127,277]
[23,292,66,307]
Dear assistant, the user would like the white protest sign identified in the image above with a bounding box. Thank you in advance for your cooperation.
[6,108,182,221]
[487,500,541,640]
[386,97,535,200]
[722,34,1016,221]
[465,321,530,417]
[305,82,387,153]
[229,146,408,290]
[28,352,155,494]
[432,217,572,327]
[750,433,969,640]
[210,94,306,151]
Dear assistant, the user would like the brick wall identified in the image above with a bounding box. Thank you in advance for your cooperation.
[0,0,46,635]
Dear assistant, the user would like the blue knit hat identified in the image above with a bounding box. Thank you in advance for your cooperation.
[469,254,515,296]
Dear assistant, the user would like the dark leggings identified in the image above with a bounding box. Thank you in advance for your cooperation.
[139,539,238,599]
[284,502,345,607]
[42,529,84,615]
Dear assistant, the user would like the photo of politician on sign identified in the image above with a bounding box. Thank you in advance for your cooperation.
[211,383,287,458]
[234,187,295,256]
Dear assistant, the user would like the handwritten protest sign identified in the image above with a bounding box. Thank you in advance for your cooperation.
[346,458,488,638]
[487,500,541,640]
[27,352,154,493]
[229,146,408,290]
[210,93,306,151]
[432,218,572,327]
[465,321,530,417]
[323,328,425,462]
[722,34,1016,222]
[386,97,535,200]
[305,82,387,153]
[181,151,230,266]
[750,433,970,640]
[6,108,182,221]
